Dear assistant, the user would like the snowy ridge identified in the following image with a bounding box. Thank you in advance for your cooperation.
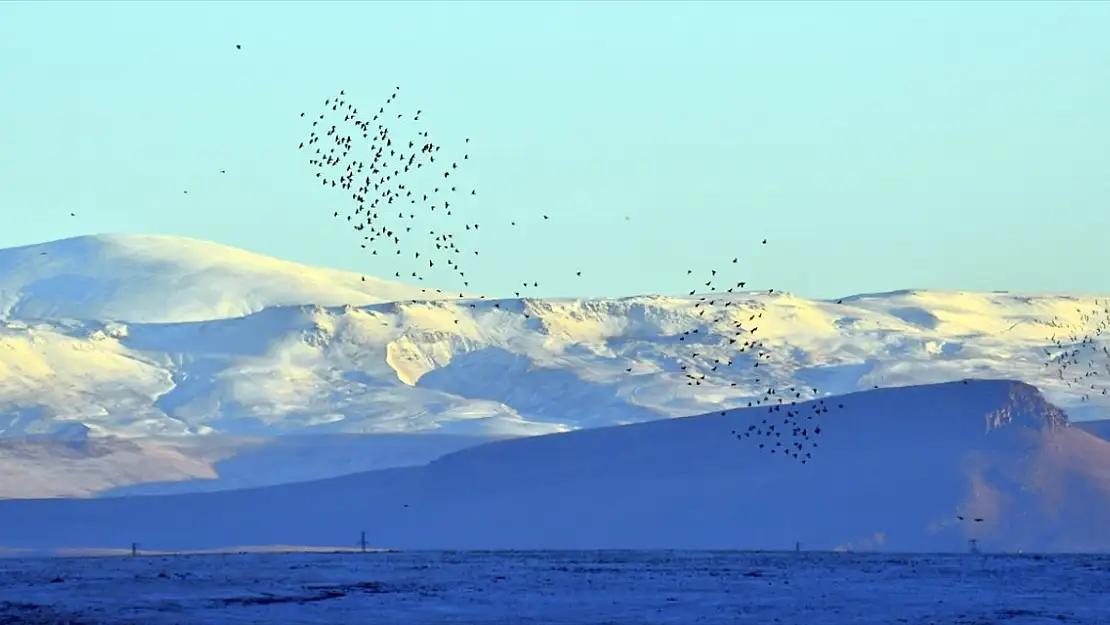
[3,380,1109,553]
[0,278,1107,440]
[0,234,442,324]
[3,234,1110,499]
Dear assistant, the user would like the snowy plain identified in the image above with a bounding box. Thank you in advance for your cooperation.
[3,234,1110,498]
[1,550,1107,625]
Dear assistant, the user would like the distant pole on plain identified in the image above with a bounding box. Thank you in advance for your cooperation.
[795,541,800,553]
[131,542,138,557]
[360,530,367,553]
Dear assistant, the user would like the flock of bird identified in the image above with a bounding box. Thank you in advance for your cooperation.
[299,85,488,294]
[727,394,841,465]
[1042,299,1110,402]
[297,86,847,466]
[667,265,847,464]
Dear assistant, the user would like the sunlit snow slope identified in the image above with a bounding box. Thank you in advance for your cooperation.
[0,259,1106,439]
[3,234,1110,498]
[0,234,441,324]
[3,381,1106,553]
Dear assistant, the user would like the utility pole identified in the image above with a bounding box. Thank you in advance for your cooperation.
[131,542,138,557]
[360,530,367,553]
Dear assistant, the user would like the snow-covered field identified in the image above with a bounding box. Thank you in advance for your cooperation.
[0,550,1106,624]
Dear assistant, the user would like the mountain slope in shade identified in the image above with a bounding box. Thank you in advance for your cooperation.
[0,433,496,499]
[0,234,442,324]
[3,380,1108,553]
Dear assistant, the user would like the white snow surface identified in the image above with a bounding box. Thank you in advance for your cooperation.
[2,235,1109,442]
[4,234,1110,498]
[3,380,1109,553]
[1,550,1106,625]
[0,233,441,324]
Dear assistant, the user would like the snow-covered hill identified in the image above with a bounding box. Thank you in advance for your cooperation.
[1,276,1107,440]
[3,380,1106,553]
[0,234,442,324]
[3,234,1110,498]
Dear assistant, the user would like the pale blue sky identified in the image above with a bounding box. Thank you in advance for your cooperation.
[1,1,1107,300]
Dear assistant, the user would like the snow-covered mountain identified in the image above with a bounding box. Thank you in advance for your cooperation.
[0,234,443,324]
[2,234,1110,498]
[0,257,1106,440]
[3,380,1107,553]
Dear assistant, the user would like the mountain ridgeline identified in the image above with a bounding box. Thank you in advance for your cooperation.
[2,234,1110,504]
